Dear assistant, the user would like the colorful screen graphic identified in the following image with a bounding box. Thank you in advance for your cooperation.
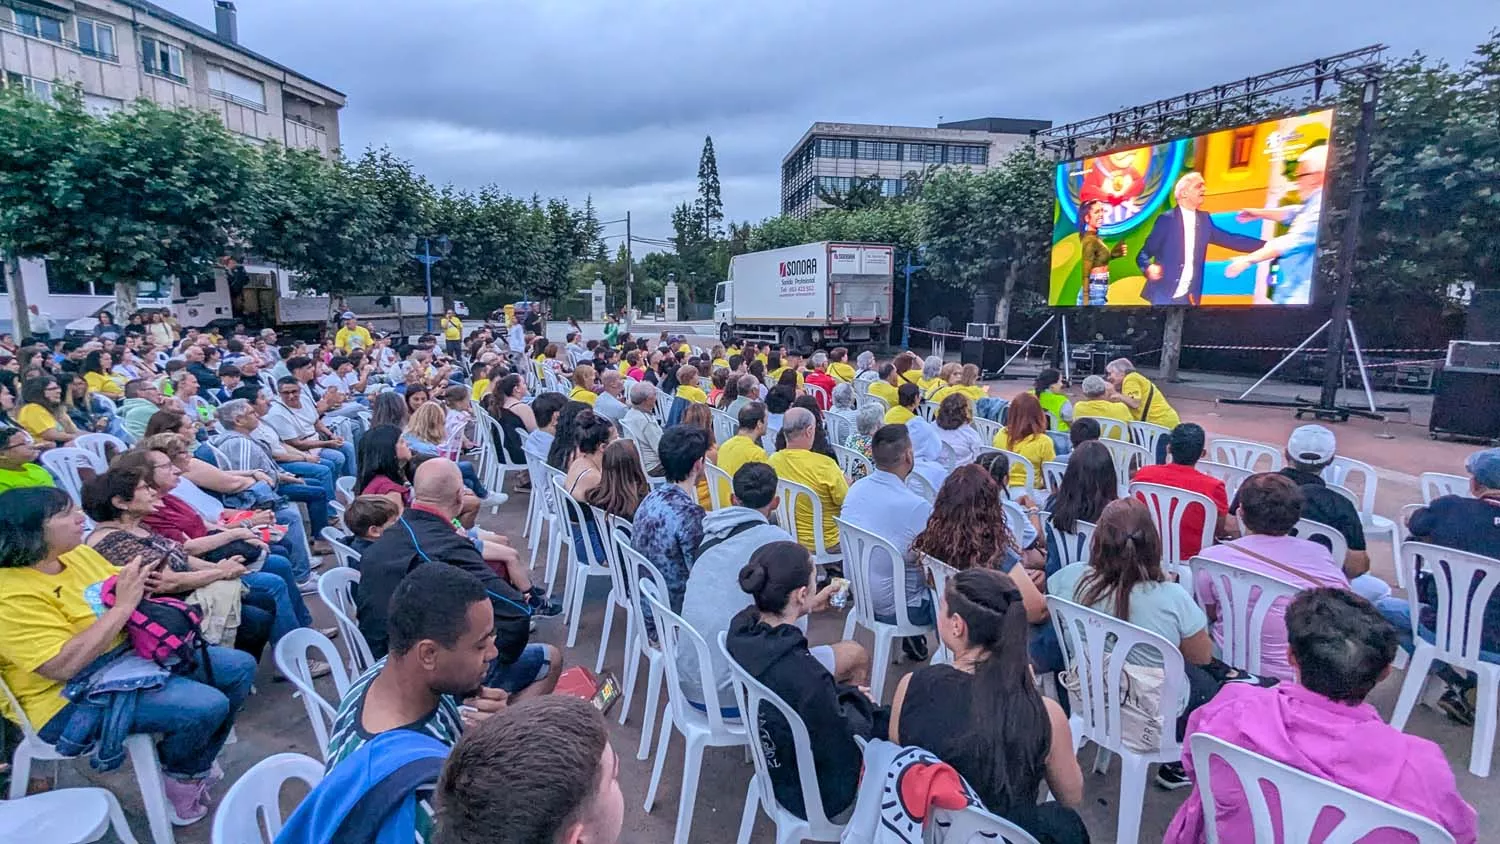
[1048,109,1334,308]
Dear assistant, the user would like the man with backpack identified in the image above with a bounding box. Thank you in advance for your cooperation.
[279,564,510,844]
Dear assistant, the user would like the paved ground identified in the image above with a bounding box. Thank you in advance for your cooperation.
[51,371,1495,844]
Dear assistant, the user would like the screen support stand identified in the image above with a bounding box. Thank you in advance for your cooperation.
[1059,314,1072,383]
[1218,317,1400,421]
[999,314,1059,378]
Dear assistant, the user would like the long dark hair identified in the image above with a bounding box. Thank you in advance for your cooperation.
[547,400,593,470]
[370,391,408,429]
[1076,498,1165,621]
[21,375,60,411]
[585,439,651,518]
[0,487,74,568]
[356,424,408,495]
[1033,368,1061,396]
[944,568,1050,815]
[1049,441,1117,533]
[912,464,1014,570]
[717,373,742,410]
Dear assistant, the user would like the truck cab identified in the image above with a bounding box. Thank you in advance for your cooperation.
[714,281,733,343]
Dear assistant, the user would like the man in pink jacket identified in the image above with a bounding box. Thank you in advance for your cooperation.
[1166,588,1476,844]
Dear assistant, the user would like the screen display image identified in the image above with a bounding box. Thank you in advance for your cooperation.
[1048,109,1334,308]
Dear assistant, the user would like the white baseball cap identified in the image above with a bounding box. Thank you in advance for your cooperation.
[1287,424,1337,463]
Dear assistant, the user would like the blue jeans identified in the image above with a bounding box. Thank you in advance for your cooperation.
[316,447,347,479]
[280,481,330,539]
[40,646,255,779]
[483,643,552,694]
[284,460,336,500]
[272,504,312,580]
[458,460,489,499]
[242,555,311,644]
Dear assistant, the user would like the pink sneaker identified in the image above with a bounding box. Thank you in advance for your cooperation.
[163,776,209,826]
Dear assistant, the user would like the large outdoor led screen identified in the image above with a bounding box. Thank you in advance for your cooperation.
[1048,109,1334,307]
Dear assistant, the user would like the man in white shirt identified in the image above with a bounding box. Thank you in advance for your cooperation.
[839,423,936,638]
[619,382,664,476]
[1137,172,1265,305]
[507,321,526,356]
[593,371,628,422]
[263,376,356,478]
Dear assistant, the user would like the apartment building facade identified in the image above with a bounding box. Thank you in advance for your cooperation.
[780,117,1052,217]
[0,0,345,327]
[0,0,344,154]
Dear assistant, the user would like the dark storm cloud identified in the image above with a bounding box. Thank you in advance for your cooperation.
[158,0,1494,240]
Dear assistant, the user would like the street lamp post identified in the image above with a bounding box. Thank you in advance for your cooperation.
[409,236,449,334]
[901,248,926,350]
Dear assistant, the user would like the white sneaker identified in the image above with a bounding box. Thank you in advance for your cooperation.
[297,574,320,594]
[484,491,509,506]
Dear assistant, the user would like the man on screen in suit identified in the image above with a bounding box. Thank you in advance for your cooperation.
[1136,172,1265,306]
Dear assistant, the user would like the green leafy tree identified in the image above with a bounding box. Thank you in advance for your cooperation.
[816,174,887,212]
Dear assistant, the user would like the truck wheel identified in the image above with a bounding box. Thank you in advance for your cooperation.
[720,323,734,345]
[781,328,802,351]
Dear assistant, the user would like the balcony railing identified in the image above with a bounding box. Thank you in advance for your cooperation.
[210,88,266,112]
[79,45,118,62]
[143,65,188,85]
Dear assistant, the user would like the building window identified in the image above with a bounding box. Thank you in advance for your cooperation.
[12,10,65,44]
[77,19,117,61]
[905,143,943,164]
[881,179,904,197]
[816,138,854,158]
[141,36,187,83]
[856,140,900,160]
[83,93,123,115]
[208,65,267,110]
[1229,127,1256,169]
[45,262,114,297]
[946,145,987,165]
[5,72,54,102]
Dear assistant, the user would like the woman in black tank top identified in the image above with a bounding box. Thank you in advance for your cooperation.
[888,569,1090,843]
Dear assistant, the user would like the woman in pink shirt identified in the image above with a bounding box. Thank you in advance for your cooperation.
[1167,588,1477,844]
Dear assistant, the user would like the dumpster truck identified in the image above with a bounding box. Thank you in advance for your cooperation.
[713,242,894,350]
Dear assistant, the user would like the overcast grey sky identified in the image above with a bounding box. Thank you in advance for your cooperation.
[160,0,1493,242]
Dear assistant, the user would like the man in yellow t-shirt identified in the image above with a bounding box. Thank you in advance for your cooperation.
[1071,374,1135,438]
[334,312,373,353]
[714,402,769,503]
[1105,358,1180,429]
[767,407,847,552]
[441,309,464,359]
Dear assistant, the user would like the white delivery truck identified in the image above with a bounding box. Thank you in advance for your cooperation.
[713,242,895,350]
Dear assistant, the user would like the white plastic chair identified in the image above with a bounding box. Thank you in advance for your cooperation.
[617,531,674,761]
[1128,421,1172,460]
[1047,596,1189,844]
[1389,542,1500,777]
[210,753,325,844]
[774,476,843,568]
[522,448,556,568]
[328,499,346,531]
[1197,460,1253,503]
[720,633,848,843]
[833,443,873,480]
[1041,460,1067,494]
[334,475,355,504]
[710,408,737,445]
[538,464,572,597]
[807,382,832,410]
[703,459,733,510]
[971,416,1002,443]
[918,400,939,422]
[318,526,362,568]
[1074,415,1127,440]
[858,392,889,414]
[1101,439,1150,494]
[1188,733,1456,843]
[0,787,138,844]
[1288,518,1348,567]
[552,479,616,650]
[74,432,127,467]
[0,674,173,844]
[1187,555,1305,675]
[1321,455,1396,542]
[1421,472,1470,504]
[1045,518,1096,569]
[924,554,960,665]
[640,585,749,844]
[995,449,1036,492]
[39,446,105,506]
[317,566,375,675]
[928,804,1042,844]
[272,628,351,761]
[906,471,938,505]
[1208,438,1284,473]
[1130,481,1217,577]
[824,411,854,446]
[1390,503,1423,592]
[834,518,935,703]
[474,406,528,497]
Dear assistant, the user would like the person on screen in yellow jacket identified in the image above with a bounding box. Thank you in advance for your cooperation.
[1105,358,1180,430]
[1071,375,1134,438]
[991,392,1055,491]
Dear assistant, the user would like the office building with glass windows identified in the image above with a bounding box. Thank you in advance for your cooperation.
[780,117,1051,217]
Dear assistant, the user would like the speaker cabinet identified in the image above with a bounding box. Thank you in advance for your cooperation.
[1430,368,1500,441]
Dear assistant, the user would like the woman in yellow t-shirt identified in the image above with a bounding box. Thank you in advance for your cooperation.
[81,350,124,398]
[894,351,922,387]
[924,362,962,402]
[0,487,256,821]
[991,392,1055,491]
[17,376,78,446]
[884,382,922,425]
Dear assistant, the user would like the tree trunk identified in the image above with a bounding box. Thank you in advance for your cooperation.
[1160,309,1186,381]
[991,261,1020,339]
[4,254,30,339]
[113,279,137,323]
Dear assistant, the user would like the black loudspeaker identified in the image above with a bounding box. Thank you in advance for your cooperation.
[961,338,1008,375]
[1430,368,1500,441]
[1470,290,1500,341]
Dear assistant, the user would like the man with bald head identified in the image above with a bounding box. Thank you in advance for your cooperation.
[1137,170,1266,305]
[768,407,849,553]
[356,458,559,697]
[594,369,628,422]
[1225,145,1328,304]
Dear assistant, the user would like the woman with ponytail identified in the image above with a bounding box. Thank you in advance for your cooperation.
[725,541,874,823]
[889,568,1087,841]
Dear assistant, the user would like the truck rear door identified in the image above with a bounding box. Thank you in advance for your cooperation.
[828,244,894,322]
